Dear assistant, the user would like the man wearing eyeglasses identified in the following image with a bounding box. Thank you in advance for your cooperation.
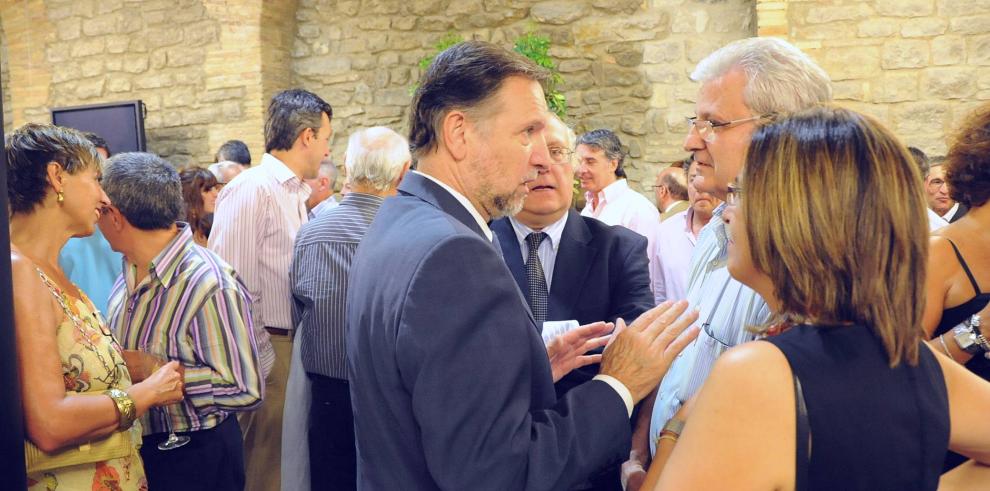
[926,161,969,223]
[622,37,833,490]
[490,115,655,490]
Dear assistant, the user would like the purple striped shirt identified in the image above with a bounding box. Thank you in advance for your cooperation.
[108,223,263,434]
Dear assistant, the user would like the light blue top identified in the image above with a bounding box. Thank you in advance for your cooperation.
[59,225,123,315]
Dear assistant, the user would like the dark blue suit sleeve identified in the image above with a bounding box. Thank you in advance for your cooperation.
[395,235,629,490]
[609,232,654,324]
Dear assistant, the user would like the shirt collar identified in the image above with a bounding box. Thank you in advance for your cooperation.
[942,202,960,220]
[125,223,194,292]
[508,212,568,252]
[261,153,312,198]
[664,200,686,213]
[584,178,629,210]
[413,170,493,241]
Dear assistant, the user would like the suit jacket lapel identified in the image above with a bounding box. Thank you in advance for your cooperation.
[548,210,598,320]
[491,219,528,295]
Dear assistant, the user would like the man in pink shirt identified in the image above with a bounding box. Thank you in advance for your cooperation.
[209,88,333,491]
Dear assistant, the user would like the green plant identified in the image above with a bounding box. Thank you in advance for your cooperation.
[414,31,567,118]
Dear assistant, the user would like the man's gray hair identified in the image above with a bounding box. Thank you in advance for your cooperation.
[103,152,183,230]
[318,158,339,187]
[576,129,626,178]
[691,37,832,115]
[345,127,410,192]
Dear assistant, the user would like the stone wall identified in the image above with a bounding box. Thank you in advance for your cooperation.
[0,0,296,167]
[292,0,755,192]
[762,0,990,157]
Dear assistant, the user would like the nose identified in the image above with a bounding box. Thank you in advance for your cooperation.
[530,131,550,173]
[683,122,705,153]
[99,189,111,207]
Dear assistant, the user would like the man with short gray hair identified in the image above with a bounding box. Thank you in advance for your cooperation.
[289,126,411,490]
[304,157,339,218]
[100,152,262,491]
[624,36,832,488]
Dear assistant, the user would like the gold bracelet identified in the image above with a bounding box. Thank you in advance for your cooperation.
[105,388,136,430]
[658,434,679,445]
[662,418,685,438]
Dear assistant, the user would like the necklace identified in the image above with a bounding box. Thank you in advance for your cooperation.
[35,267,121,389]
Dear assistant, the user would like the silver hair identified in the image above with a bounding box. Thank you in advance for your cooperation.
[103,152,183,230]
[344,127,410,192]
[317,158,339,187]
[691,37,832,115]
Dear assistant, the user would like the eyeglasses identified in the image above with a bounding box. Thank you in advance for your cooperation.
[548,146,574,164]
[726,182,743,206]
[926,178,947,191]
[686,114,771,143]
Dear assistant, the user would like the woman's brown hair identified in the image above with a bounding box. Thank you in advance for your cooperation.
[945,102,990,209]
[743,106,928,366]
[179,167,218,241]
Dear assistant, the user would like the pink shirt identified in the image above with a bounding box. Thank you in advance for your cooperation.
[209,153,311,376]
[581,179,661,280]
[650,208,698,305]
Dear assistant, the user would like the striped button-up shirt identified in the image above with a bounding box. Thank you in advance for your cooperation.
[209,153,311,377]
[108,223,263,434]
[649,203,771,455]
[291,192,384,380]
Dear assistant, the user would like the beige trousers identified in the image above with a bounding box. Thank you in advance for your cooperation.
[240,334,291,491]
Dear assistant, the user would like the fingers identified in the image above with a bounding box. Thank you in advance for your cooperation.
[627,301,674,332]
[642,300,690,339]
[650,308,700,352]
[663,325,700,359]
[573,354,602,369]
[582,334,611,353]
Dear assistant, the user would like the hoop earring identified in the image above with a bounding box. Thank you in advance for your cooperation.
[57,191,64,203]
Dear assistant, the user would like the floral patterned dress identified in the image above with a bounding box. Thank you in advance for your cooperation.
[27,269,148,491]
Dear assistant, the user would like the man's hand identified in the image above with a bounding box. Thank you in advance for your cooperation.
[600,301,700,402]
[546,321,614,382]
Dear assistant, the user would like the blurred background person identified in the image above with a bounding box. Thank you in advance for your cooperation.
[927,157,969,223]
[653,164,689,222]
[180,167,222,246]
[58,130,123,314]
[303,157,339,218]
[922,102,990,472]
[650,159,721,305]
[215,139,252,168]
[908,146,949,232]
[8,123,183,490]
[652,106,990,490]
[209,160,245,185]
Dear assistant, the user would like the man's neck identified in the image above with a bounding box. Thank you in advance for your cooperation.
[417,160,490,221]
[124,225,180,284]
[269,150,306,180]
[349,182,395,198]
[691,209,711,237]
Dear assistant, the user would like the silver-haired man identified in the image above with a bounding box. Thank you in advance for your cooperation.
[624,37,832,489]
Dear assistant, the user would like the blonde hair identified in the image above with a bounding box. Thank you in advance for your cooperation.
[743,106,927,366]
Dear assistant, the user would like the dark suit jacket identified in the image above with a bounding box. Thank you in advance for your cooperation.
[491,211,654,396]
[345,172,630,490]
[950,203,969,223]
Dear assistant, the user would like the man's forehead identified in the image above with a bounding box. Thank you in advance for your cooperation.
[696,68,750,118]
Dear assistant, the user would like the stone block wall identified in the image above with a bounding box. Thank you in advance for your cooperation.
[763,0,990,156]
[292,0,755,193]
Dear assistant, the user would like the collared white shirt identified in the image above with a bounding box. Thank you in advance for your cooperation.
[415,171,493,241]
[581,179,661,280]
[209,153,311,376]
[649,203,771,456]
[309,195,339,219]
[508,213,568,290]
[650,208,699,305]
[928,208,948,232]
[941,202,961,222]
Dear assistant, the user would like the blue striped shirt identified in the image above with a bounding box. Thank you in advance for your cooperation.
[291,192,385,380]
[107,223,263,434]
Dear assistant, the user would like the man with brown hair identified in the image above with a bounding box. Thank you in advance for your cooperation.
[345,41,697,490]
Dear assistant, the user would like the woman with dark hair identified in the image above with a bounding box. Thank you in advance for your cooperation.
[8,123,184,489]
[922,102,990,471]
[179,167,221,246]
[649,107,990,490]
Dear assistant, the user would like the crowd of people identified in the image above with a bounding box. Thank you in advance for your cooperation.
[8,34,990,491]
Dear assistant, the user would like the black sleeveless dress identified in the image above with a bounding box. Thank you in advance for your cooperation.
[931,238,989,471]
[932,238,990,380]
[765,324,949,491]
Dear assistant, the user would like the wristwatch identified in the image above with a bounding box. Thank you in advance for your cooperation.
[952,323,984,355]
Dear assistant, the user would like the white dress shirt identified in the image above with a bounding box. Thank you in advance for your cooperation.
[941,202,961,222]
[209,153,311,376]
[928,208,948,232]
[508,214,568,290]
[651,208,698,305]
[581,179,661,280]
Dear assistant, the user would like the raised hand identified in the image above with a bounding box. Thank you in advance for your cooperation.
[546,321,614,382]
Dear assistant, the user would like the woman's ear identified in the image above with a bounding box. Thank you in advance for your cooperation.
[46,162,65,194]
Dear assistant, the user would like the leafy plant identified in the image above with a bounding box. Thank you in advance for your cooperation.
[414,31,567,118]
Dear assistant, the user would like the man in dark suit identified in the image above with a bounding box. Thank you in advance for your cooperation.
[345,41,698,490]
[491,115,654,491]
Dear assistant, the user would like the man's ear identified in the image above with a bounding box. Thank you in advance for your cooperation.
[608,159,619,175]
[441,111,469,161]
[297,127,315,149]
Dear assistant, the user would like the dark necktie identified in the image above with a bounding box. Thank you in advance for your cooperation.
[525,232,549,326]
